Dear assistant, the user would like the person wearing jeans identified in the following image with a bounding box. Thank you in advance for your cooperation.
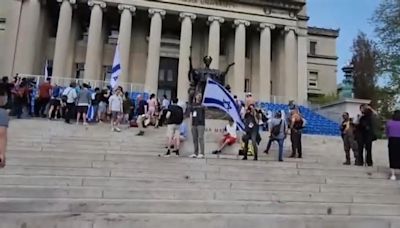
[267,111,287,162]
[190,93,205,159]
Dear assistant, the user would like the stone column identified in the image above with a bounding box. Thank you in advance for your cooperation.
[232,19,250,97]
[53,0,75,77]
[284,26,298,101]
[144,9,166,94]
[207,16,224,69]
[117,4,136,85]
[84,0,106,80]
[259,23,275,102]
[297,30,308,104]
[13,0,42,75]
[177,13,196,102]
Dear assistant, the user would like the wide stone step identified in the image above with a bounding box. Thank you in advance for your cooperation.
[1,198,400,216]
[0,213,399,228]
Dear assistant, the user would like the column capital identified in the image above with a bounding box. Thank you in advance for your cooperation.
[208,16,224,24]
[57,0,76,4]
[284,26,297,33]
[148,9,166,18]
[179,12,196,21]
[234,19,250,27]
[118,4,136,13]
[88,0,106,8]
[260,23,275,30]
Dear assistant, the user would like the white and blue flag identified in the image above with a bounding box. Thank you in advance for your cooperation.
[44,59,49,80]
[110,44,121,89]
[202,78,245,131]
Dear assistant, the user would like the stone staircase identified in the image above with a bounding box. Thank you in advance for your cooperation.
[0,119,399,228]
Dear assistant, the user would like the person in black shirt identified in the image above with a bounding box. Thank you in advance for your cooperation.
[164,98,184,157]
[136,94,148,136]
[242,104,261,160]
[91,88,101,122]
[190,93,206,159]
[355,104,378,166]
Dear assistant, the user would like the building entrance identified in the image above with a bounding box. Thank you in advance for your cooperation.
[158,57,178,100]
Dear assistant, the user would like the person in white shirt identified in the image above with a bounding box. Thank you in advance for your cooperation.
[62,82,78,124]
[212,118,238,154]
[108,86,123,132]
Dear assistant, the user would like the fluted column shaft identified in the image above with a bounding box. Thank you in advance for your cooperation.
[144,9,165,94]
[53,0,75,77]
[284,27,298,101]
[259,23,275,102]
[117,4,135,85]
[233,20,250,97]
[177,13,196,102]
[13,0,41,74]
[207,16,224,69]
[84,0,106,80]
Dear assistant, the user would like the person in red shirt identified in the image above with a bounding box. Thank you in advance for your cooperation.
[37,78,52,117]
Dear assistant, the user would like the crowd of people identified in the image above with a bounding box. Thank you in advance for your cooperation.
[0,76,399,180]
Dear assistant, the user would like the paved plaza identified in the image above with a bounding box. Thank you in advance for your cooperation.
[0,119,398,227]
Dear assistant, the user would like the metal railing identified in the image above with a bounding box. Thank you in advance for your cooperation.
[18,74,145,92]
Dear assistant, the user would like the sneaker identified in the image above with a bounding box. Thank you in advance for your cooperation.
[197,154,204,159]
[189,154,197,158]
[172,150,179,156]
[164,150,171,158]
[83,122,88,126]
[114,127,121,132]
[136,131,144,136]
[390,175,397,181]
[212,150,221,155]
[343,161,351,165]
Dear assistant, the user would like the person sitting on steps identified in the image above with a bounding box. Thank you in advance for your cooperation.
[212,118,238,155]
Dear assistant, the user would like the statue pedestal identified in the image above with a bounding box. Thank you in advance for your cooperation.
[318,98,371,124]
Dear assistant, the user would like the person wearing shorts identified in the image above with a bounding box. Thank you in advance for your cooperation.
[76,83,91,125]
[108,87,123,132]
[212,118,238,154]
[164,98,183,157]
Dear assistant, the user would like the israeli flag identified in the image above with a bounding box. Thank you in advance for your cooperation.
[202,78,245,131]
[44,60,49,80]
[110,44,121,89]
[87,105,95,122]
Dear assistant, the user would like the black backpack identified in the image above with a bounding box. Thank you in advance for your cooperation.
[271,120,283,138]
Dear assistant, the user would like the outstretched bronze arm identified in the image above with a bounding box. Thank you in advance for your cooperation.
[223,62,235,76]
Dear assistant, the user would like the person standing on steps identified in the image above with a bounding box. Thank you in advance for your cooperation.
[386,110,400,181]
[264,111,287,162]
[340,112,358,165]
[164,98,184,157]
[76,83,91,126]
[108,87,123,132]
[289,108,304,158]
[0,108,9,168]
[136,94,148,136]
[190,93,205,159]
[62,82,77,124]
[242,104,261,161]
[356,104,378,166]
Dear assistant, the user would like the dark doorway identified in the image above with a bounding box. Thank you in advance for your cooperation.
[158,57,178,100]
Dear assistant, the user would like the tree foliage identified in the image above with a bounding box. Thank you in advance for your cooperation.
[351,32,380,107]
[372,0,400,92]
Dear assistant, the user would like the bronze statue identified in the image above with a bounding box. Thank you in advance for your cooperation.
[188,55,234,104]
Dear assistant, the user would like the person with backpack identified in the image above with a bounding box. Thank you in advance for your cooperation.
[242,104,261,161]
[164,98,184,157]
[289,108,305,158]
[265,111,287,162]
[355,104,379,166]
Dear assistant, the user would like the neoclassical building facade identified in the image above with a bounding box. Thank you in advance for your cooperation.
[0,0,339,104]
